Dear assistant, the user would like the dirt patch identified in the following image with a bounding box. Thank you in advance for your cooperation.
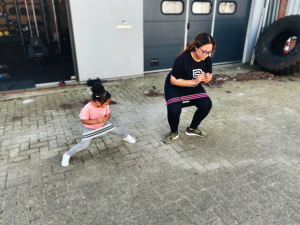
[60,103,74,109]
[144,90,164,97]
[204,71,281,88]
[12,116,24,121]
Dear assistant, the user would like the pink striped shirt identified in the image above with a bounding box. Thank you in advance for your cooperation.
[79,101,110,129]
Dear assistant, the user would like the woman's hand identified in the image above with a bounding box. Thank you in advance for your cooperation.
[170,73,207,87]
[194,73,206,84]
[204,73,212,83]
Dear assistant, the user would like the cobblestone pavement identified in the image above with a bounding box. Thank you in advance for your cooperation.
[1,64,300,225]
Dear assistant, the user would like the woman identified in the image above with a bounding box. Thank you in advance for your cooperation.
[163,32,216,144]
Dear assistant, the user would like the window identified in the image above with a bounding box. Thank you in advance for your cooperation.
[218,1,237,14]
[192,1,212,14]
[161,1,184,14]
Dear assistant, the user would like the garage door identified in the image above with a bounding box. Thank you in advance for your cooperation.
[144,0,252,71]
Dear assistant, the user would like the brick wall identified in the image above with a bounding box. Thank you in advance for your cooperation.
[278,0,289,19]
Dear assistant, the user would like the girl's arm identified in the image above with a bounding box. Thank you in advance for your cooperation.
[82,113,111,125]
[170,73,205,87]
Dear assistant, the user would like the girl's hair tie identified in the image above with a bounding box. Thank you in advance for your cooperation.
[95,95,99,98]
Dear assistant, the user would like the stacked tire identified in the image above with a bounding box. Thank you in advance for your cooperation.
[255,15,300,75]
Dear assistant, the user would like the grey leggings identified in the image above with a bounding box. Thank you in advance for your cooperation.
[65,122,128,157]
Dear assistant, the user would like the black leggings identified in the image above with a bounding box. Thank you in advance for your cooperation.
[167,97,212,133]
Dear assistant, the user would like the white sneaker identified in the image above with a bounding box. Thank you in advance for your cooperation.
[61,154,71,167]
[123,135,136,143]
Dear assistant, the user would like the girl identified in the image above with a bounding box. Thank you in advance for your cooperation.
[61,82,136,167]
[163,32,216,144]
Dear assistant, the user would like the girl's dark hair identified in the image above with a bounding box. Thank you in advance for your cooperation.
[91,82,111,104]
[180,32,216,56]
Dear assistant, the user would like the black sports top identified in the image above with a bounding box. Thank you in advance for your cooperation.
[164,52,212,105]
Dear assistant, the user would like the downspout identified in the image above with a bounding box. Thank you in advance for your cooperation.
[250,0,270,65]
[211,0,217,36]
[183,0,190,48]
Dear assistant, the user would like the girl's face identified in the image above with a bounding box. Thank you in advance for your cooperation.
[195,43,213,61]
[95,98,111,108]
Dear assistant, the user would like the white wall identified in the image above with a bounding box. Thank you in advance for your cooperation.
[242,0,266,63]
[69,0,143,81]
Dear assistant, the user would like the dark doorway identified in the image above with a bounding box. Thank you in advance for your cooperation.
[0,0,74,91]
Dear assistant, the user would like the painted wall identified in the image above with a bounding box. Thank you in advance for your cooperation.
[68,0,291,76]
[69,0,143,81]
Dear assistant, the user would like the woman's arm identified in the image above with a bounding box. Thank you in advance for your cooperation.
[82,113,111,125]
[170,73,205,87]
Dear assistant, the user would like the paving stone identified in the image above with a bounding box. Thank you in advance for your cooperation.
[0,66,300,224]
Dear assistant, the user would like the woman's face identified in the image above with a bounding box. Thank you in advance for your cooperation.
[195,43,213,61]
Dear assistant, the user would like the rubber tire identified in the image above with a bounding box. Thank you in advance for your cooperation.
[255,15,300,75]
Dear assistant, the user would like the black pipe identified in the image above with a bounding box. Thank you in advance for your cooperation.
[40,0,50,44]
[13,0,26,58]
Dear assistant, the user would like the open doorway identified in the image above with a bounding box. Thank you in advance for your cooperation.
[0,0,75,91]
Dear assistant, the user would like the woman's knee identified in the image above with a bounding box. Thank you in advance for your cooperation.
[167,103,182,116]
[194,97,212,111]
[206,98,212,110]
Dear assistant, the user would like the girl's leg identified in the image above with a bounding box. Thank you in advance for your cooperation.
[62,127,93,166]
[61,138,92,167]
[189,97,212,129]
[107,124,136,143]
[64,138,92,157]
[109,127,128,138]
[65,126,93,156]
[167,102,183,133]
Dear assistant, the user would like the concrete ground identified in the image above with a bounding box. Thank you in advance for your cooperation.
[0,63,300,225]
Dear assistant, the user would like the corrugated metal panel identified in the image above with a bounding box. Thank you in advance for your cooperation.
[287,0,300,15]
[264,0,299,28]
[265,0,280,28]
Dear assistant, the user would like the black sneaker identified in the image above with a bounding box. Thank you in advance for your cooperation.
[185,127,207,137]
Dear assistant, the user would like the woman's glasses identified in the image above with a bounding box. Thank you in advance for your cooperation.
[200,49,212,56]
